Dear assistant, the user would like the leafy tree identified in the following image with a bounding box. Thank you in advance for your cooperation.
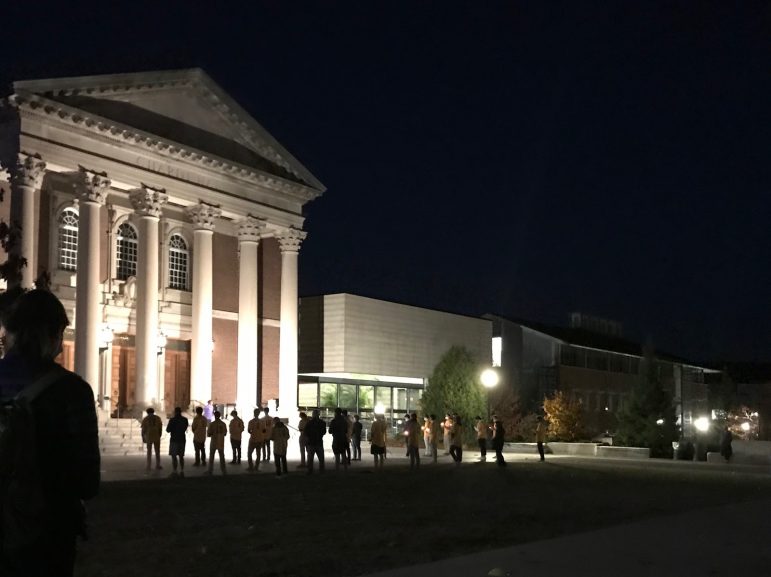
[421,346,486,442]
[543,390,585,441]
[615,352,678,458]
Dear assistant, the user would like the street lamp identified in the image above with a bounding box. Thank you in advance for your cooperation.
[480,368,499,420]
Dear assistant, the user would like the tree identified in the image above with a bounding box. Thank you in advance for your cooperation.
[543,390,585,441]
[615,352,678,458]
[420,346,486,442]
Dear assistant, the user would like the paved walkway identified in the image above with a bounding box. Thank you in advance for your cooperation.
[365,497,771,577]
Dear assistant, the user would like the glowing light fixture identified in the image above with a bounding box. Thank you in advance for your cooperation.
[741,422,751,432]
[374,403,386,415]
[656,418,664,425]
[156,332,168,355]
[99,325,114,349]
[694,416,710,432]
[481,368,499,389]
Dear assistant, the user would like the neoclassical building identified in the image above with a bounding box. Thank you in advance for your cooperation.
[0,69,325,418]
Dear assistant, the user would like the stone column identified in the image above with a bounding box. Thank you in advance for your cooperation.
[10,153,46,288]
[236,216,266,414]
[276,227,306,419]
[130,186,168,408]
[74,168,110,397]
[187,203,221,407]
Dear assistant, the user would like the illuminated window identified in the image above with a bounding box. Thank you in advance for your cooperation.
[375,386,392,409]
[492,337,502,367]
[168,234,189,290]
[339,384,357,409]
[116,222,138,280]
[358,386,374,408]
[298,383,318,407]
[319,383,337,407]
[58,208,79,271]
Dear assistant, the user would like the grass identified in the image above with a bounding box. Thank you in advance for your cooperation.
[75,458,771,577]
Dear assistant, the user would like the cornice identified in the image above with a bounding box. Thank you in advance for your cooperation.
[11,91,323,204]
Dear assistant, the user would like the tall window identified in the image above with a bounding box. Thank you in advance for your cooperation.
[116,222,138,280]
[168,234,189,290]
[58,208,79,271]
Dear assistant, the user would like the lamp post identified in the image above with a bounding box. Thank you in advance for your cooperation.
[480,368,499,421]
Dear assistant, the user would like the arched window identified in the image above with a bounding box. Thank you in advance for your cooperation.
[116,222,138,280]
[168,234,189,290]
[58,207,79,271]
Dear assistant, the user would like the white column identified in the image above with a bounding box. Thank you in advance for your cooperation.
[187,203,220,407]
[74,168,110,397]
[130,186,167,408]
[237,215,266,414]
[10,153,46,288]
[277,227,306,419]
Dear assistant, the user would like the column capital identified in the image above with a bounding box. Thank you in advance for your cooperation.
[11,152,46,189]
[130,185,168,218]
[186,202,221,231]
[276,227,307,254]
[237,215,267,243]
[78,166,111,205]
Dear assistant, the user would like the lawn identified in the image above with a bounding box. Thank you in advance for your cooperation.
[75,458,771,577]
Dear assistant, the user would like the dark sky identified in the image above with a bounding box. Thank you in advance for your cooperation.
[2,1,769,363]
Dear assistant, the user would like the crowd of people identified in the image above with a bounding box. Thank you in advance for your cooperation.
[140,405,536,477]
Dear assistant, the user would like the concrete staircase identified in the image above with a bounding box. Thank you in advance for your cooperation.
[97,409,170,457]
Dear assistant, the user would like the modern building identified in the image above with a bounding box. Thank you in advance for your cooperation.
[298,294,492,424]
[0,69,325,417]
[487,312,717,437]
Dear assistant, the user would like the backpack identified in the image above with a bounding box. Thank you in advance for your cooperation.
[0,367,63,552]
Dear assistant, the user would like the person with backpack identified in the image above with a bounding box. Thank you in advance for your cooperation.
[166,407,189,478]
[141,407,163,471]
[228,410,244,465]
[206,410,228,475]
[0,289,100,577]
[369,413,387,469]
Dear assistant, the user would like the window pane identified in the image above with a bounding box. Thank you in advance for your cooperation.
[375,386,392,409]
[168,234,189,290]
[116,223,138,280]
[58,209,79,271]
[319,383,337,407]
[394,388,407,411]
[339,384,357,409]
[358,386,374,409]
[298,383,317,408]
[406,389,421,412]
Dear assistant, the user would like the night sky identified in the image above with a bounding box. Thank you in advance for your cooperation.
[2,2,769,363]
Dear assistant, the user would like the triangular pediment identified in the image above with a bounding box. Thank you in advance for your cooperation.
[13,69,324,191]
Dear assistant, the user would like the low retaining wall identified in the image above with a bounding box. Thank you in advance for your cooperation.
[707,450,771,466]
[502,442,552,454]
[597,446,650,459]
[548,442,598,457]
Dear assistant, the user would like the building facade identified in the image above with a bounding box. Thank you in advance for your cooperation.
[0,69,324,418]
[298,294,492,425]
[488,313,716,437]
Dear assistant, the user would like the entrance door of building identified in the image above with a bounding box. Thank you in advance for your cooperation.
[115,346,136,417]
[164,348,191,415]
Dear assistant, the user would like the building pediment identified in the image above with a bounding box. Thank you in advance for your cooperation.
[12,68,325,194]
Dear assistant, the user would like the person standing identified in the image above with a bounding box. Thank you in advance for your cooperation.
[329,408,349,470]
[297,411,309,468]
[429,414,440,463]
[343,409,353,465]
[422,416,432,457]
[475,416,488,462]
[166,407,189,477]
[0,289,100,577]
[272,417,290,476]
[351,414,363,461]
[304,409,326,474]
[442,413,453,455]
[203,400,214,422]
[370,413,387,469]
[492,415,506,467]
[229,410,244,465]
[449,414,464,465]
[535,416,547,462]
[141,407,163,471]
[191,406,208,466]
[206,411,228,475]
[720,426,733,462]
[405,413,421,469]
[261,407,273,462]
[247,408,264,472]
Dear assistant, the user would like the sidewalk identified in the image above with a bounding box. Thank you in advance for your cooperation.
[365,498,771,577]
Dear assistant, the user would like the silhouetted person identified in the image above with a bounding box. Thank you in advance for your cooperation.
[229,410,244,464]
[0,289,100,577]
[297,411,308,468]
[351,414,363,461]
[405,413,421,469]
[343,409,353,465]
[536,416,547,462]
[475,416,487,462]
[261,407,273,461]
[247,408,264,472]
[492,415,506,467]
[329,407,349,470]
[304,409,326,474]
[206,411,227,475]
[191,406,207,466]
[141,407,163,471]
[720,426,733,462]
[272,417,290,476]
[166,406,189,477]
[450,414,463,464]
[370,413,387,469]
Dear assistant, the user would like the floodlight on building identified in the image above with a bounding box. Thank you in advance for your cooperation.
[156,332,168,355]
[694,416,710,432]
[99,324,114,350]
[656,418,664,425]
[741,422,751,432]
[481,368,499,389]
